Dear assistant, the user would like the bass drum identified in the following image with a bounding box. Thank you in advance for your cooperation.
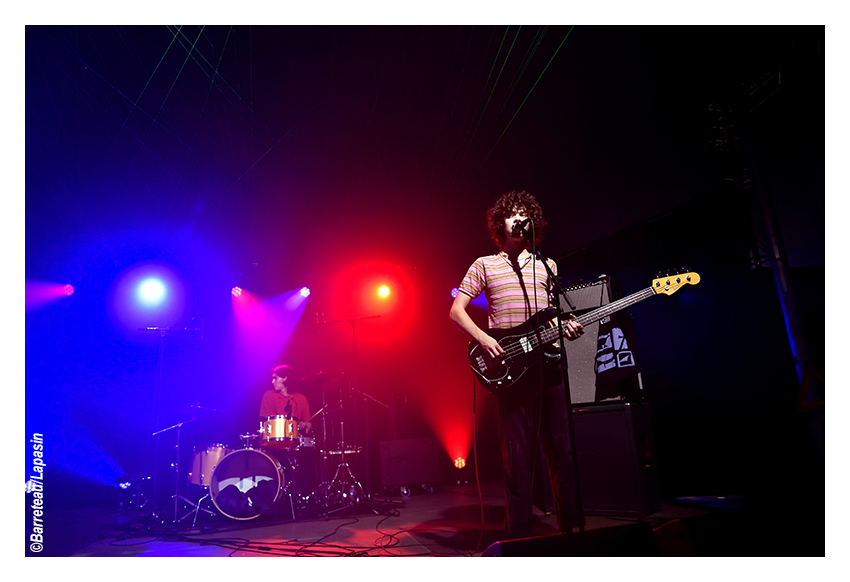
[209,448,286,520]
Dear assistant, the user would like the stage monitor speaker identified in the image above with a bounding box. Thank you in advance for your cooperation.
[481,522,660,557]
[572,402,661,517]
[378,438,440,488]
[558,276,613,404]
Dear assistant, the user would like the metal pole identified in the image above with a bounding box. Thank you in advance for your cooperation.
[734,101,809,384]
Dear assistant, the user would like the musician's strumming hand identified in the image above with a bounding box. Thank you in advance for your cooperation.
[479,334,505,360]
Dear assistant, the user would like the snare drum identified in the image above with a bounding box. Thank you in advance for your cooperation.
[260,415,299,449]
[187,444,231,487]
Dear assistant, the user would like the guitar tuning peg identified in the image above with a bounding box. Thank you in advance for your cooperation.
[682,265,690,273]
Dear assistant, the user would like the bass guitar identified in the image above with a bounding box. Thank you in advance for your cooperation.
[468,270,700,393]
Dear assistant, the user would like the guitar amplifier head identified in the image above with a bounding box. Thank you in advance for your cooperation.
[558,276,614,313]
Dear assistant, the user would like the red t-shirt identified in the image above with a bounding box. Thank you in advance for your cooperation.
[259,390,311,423]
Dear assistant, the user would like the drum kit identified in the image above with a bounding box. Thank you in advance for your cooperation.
[162,372,376,525]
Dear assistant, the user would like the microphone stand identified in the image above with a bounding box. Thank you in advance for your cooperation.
[140,323,203,524]
[533,247,586,531]
[150,420,216,524]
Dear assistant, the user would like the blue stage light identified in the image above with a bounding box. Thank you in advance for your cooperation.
[137,278,166,306]
[108,262,188,335]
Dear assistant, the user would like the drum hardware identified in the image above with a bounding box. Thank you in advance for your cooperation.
[299,435,316,448]
[179,491,219,526]
[321,447,362,456]
[297,371,389,514]
[115,473,151,513]
[152,419,219,524]
[142,324,203,524]
[316,419,368,514]
[238,432,261,449]
[316,314,381,499]
[278,454,318,511]
[296,370,348,512]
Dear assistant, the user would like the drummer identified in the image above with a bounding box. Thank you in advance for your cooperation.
[260,365,312,435]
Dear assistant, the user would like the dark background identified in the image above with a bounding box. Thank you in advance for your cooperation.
[24,25,824,551]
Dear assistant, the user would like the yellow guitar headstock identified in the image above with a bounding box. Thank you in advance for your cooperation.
[652,269,700,296]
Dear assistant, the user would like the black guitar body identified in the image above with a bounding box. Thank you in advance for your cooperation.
[467,307,562,393]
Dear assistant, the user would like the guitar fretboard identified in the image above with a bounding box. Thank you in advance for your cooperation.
[512,286,657,358]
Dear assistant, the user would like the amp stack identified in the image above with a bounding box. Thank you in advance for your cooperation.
[557,275,661,518]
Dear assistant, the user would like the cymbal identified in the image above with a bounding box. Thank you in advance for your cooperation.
[175,403,228,416]
[296,372,348,387]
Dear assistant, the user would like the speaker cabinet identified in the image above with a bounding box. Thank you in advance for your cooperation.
[378,438,440,488]
[572,402,661,517]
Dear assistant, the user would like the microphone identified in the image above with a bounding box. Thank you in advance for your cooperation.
[512,218,531,235]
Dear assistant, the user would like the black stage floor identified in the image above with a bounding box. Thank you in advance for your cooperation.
[31,480,824,559]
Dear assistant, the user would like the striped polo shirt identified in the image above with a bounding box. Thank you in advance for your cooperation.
[458,251,557,330]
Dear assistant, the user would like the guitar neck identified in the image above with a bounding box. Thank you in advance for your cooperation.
[576,286,656,327]
[538,286,656,344]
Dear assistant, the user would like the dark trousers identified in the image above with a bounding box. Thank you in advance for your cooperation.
[495,363,581,538]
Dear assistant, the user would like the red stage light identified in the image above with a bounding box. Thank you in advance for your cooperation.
[377,285,391,298]
[453,457,466,470]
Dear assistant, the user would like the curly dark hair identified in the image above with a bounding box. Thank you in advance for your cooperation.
[486,190,547,249]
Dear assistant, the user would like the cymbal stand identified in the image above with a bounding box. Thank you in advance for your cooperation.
[142,324,202,524]
[151,421,216,524]
[321,418,367,515]
[185,492,218,527]
[351,385,391,499]
[317,381,334,513]
[317,314,380,503]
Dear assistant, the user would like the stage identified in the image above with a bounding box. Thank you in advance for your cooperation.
[32,480,821,558]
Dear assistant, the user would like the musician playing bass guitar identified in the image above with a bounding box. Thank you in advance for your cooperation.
[449,190,584,538]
